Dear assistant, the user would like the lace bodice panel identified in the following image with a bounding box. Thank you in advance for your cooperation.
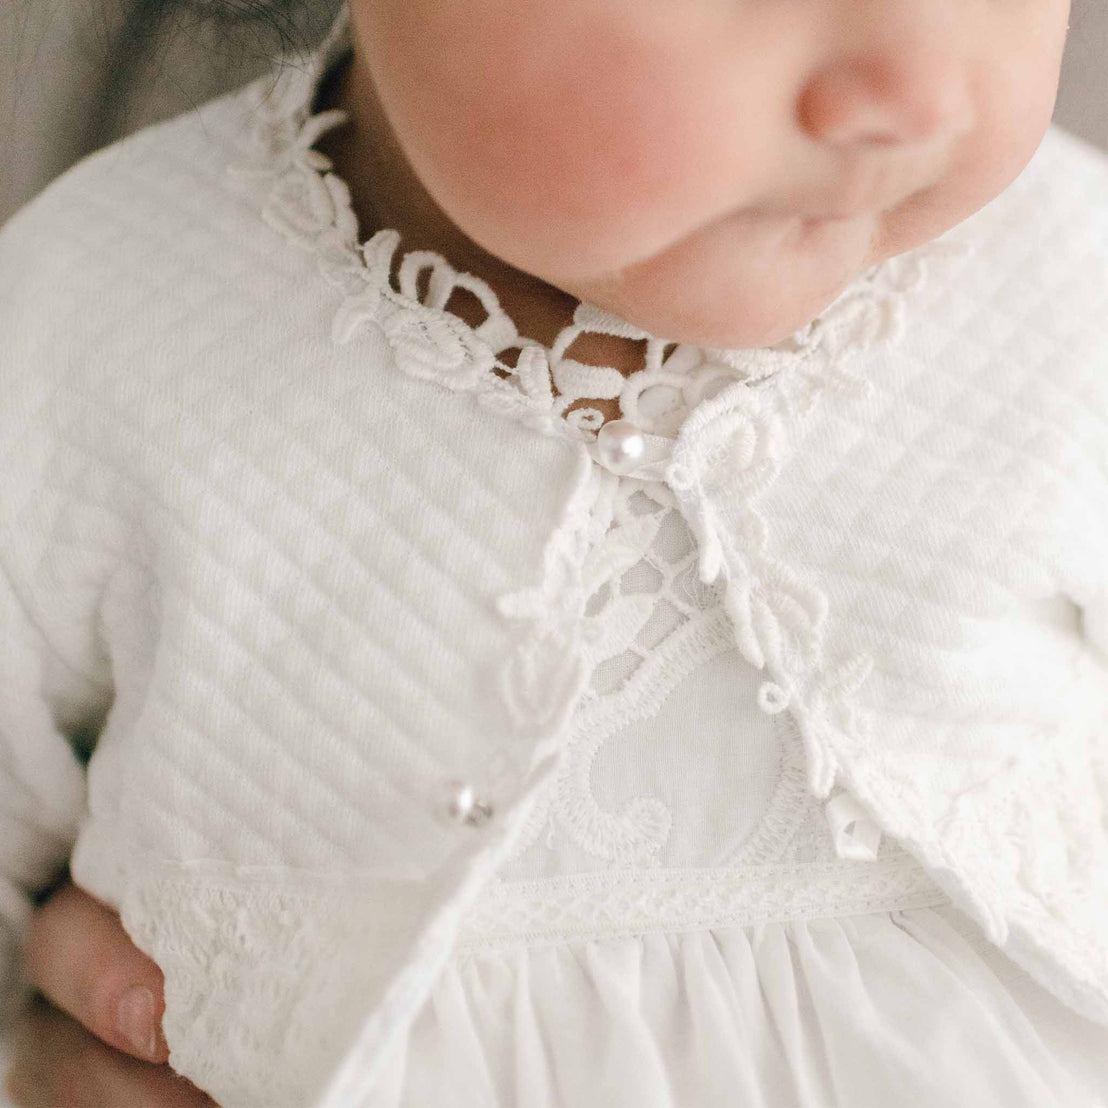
[495,473,915,879]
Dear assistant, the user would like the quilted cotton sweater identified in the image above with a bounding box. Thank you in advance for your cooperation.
[1,19,1108,1108]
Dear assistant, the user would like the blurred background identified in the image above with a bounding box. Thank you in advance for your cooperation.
[1056,0,1108,150]
[0,0,1105,227]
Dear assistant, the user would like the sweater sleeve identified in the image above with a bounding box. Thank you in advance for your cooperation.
[0,576,93,1022]
[0,193,118,1024]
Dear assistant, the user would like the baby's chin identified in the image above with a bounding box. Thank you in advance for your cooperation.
[558,211,882,352]
[585,276,856,352]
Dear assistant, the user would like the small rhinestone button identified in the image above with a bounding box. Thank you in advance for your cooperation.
[432,778,494,827]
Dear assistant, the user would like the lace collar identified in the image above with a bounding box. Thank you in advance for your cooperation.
[233,5,947,480]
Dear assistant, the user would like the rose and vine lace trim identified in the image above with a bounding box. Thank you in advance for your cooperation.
[230,7,954,479]
[497,473,821,872]
[229,4,959,788]
[486,459,939,902]
[657,238,959,803]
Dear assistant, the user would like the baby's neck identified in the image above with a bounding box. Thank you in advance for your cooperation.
[314,49,647,401]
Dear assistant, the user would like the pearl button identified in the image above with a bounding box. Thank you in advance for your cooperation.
[595,419,646,475]
[432,778,494,827]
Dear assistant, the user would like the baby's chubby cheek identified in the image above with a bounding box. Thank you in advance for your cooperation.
[354,0,1071,349]
[357,0,769,284]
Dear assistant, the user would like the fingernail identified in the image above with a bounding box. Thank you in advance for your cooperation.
[115,984,158,1059]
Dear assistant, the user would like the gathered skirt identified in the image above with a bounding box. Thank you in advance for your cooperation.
[371,904,1108,1108]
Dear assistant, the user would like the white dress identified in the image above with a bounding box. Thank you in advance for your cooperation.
[366,472,1108,1107]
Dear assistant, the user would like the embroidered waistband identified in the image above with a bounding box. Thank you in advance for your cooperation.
[454,856,948,951]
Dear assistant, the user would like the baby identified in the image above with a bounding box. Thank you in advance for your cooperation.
[3,0,1108,1106]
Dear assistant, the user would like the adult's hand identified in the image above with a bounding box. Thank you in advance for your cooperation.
[5,880,215,1107]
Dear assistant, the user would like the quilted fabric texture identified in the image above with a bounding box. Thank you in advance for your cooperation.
[0,12,1107,1104]
[667,137,1108,1022]
[0,65,590,1103]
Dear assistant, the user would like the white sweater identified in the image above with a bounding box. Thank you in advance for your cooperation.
[1,13,1107,1106]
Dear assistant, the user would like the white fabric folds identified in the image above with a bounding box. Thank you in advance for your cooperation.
[373,906,1108,1108]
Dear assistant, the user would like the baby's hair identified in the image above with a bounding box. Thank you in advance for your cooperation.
[123,0,326,58]
[114,0,337,71]
[146,0,306,25]
[84,0,341,145]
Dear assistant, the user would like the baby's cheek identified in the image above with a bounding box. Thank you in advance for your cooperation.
[467,67,690,256]
[936,24,1062,239]
[374,2,737,279]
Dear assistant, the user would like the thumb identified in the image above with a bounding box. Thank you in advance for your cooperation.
[24,880,169,1064]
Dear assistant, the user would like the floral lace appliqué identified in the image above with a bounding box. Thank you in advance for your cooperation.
[232,23,955,478]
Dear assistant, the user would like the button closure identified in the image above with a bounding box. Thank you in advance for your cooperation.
[825,792,881,861]
[594,419,646,475]
[431,778,495,827]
